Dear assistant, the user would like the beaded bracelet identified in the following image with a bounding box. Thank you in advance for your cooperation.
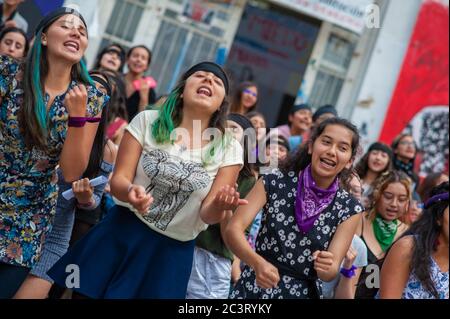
[340,265,357,278]
[68,117,102,127]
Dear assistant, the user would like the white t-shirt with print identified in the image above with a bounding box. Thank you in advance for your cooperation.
[115,110,244,241]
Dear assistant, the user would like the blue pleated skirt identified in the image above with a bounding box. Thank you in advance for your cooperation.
[48,205,195,299]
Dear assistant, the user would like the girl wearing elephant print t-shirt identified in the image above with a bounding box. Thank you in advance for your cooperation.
[48,62,245,299]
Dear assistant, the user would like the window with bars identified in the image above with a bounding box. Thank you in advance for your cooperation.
[102,0,148,46]
[308,32,356,109]
[149,19,220,95]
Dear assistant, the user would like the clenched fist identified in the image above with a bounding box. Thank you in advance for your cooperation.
[72,178,94,205]
[313,250,334,277]
[254,258,280,289]
[65,84,88,117]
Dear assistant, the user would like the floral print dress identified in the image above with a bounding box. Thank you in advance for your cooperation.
[0,55,108,268]
[230,169,363,299]
[402,257,449,299]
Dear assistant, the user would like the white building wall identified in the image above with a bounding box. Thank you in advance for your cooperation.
[350,0,422,149]
[64,0,245,69]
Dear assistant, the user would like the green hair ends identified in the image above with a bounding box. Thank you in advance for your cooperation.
[152,89,180,144]
[80,59,93,86]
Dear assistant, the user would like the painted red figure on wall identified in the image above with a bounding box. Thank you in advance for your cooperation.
[380,0,449,178]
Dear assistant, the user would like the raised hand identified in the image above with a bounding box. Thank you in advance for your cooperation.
[72,178,94,205]
[254,258,280,289]
[127,184,153,215]
[342,246,358,270]
[139,78,150,99]
[212,185,248,212]
[65,84,88,117]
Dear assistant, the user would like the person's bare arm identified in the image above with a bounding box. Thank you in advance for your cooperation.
[110,131,153,213]
[224,179,280,289]
[378,236,414,299]
[313,214,361,282]
[199,165,246,225]
[59,85,100,182]
[334,246,362,299]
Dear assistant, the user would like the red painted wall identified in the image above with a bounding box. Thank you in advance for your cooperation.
[379,0,449,144]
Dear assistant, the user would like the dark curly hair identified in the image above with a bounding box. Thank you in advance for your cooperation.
[282,117,360,176]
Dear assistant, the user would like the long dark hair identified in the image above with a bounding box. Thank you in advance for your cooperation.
[0,26,30,58]
[151,66,230,165]
[19,20,92,150]
[282,117,360,176]
[391,133,419,187]
[355,146,393,180]
[93,43,126,73]
[126,45,152,70]
[405,181,449,298]
[101,69,128,124]
[82,70,111,179]
[231,119,256,179]
[230,81,258,114]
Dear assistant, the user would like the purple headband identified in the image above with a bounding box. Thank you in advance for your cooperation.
[424,192,449,209]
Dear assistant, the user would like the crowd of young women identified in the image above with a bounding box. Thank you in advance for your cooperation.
[0,7,447,300]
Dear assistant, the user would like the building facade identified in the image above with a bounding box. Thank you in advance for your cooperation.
[63,0,448,167]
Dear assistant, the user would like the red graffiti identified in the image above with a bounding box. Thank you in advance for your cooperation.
[380,0,449,143]
[228,46,269,68]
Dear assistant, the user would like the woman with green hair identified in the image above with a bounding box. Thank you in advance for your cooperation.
[0,7,109,298]
[48,62,245,299]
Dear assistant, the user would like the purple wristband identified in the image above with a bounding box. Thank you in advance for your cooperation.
[68,117,101,127]
[340,265,357,278]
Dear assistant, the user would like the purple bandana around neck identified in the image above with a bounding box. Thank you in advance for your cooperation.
[295,164,339,233]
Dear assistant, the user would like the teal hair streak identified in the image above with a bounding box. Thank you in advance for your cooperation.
[30,31,48,134]
[152,89,180,144]
[79,59,94,86]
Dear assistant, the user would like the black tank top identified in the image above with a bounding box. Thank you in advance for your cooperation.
[355,219,385,299]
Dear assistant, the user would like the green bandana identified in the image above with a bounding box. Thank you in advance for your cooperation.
[373,214,398,252]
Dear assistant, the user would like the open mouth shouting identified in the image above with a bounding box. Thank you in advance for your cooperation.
[197,86,212,97]
[319,157,337,170]
[64,40,80,52]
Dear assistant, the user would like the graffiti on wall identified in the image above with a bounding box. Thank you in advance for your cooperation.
[379,0,449,177]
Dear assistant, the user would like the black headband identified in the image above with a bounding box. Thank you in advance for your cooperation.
[184,62,229,95]
[313,105,338,122]
[266,135,290,151]
[227,113,254,132]
[368,142,393,159]
[35,7,87,36]
[290,103,311,115]
[90,75,112,98]
[105,48,125,60]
